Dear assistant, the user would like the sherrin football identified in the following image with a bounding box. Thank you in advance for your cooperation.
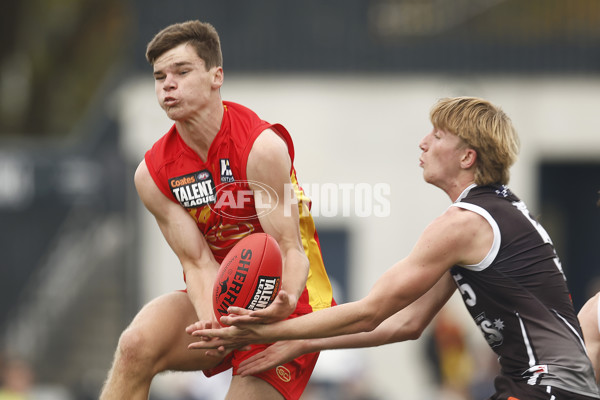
[213,232,282,323]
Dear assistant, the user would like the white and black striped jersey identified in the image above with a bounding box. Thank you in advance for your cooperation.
[450,184,600,399]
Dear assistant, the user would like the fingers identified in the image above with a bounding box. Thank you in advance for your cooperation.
[237,353,266,376]
[204,346,227,357]
[227,306,250,315]
[237,352,279,376]
[185,321,201,334]
[221,313,262,326]
[189,327,224,338]
[188,337,228,350]
[185,319,219,334]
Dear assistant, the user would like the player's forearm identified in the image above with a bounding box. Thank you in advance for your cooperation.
[281,247,309,302]
[258,299,380,342]
[184,263,219,320]
[299,333,383,354]
[295,315,422,353]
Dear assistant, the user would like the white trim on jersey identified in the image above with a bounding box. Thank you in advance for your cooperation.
[552,309,588,353]
[450,201,501,271]
[454,183,477,202]
[516,311,537,369]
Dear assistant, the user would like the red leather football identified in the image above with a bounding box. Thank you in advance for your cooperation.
[213,232,282,323]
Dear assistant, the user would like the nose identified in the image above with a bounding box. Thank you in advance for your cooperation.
[419,135,429,151]
[162,74,176,91]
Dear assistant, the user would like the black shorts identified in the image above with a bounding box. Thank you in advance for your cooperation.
[488,375,600,400]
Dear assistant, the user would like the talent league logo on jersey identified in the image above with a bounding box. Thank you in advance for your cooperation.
[169,170,216,208]
[220,158,234,183]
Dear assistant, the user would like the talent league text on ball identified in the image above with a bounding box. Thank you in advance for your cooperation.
[215,248,280,317]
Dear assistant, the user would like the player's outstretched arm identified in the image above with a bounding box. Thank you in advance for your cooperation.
[189,207,488,348]
[187,256,442,349]
[235,272,457,376]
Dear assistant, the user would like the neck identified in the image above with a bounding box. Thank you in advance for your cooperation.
[443,178,476,203]
[176,101,224,160]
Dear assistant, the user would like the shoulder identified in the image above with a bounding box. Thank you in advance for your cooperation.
[247,129,291,174]
[424,206,486,247]
[134,159,154,195]
[246,129,292,184]
[419,206,493,266]
[250,128,289,158]
[436,205,489,230]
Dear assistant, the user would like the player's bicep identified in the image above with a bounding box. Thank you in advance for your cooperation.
[134,160,165,216]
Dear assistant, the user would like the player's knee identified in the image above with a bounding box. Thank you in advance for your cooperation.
[116,326,157,367]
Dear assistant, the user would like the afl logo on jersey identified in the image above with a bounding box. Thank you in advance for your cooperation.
[209,180,278,221]
[197,171,210,180]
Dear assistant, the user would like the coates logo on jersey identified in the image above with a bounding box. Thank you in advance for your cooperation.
[208,180,278,220]
[169,170,217,208]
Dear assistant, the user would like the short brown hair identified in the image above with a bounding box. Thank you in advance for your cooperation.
[146,20,223,68]
[430,97,520,186]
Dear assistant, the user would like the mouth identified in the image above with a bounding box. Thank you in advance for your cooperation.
[163,97,178,107]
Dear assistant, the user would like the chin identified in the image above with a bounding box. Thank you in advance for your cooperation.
[422,172,432,184]
[165,110,186,122]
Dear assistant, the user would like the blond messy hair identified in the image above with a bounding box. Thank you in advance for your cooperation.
[430,96,520,186]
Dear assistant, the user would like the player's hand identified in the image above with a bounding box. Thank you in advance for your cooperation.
[237,340,307,376]
[185,319,221,337]
[229,290,296,324]
[187,321,268,351]
[185,319,226,354]
[186,319,254,354]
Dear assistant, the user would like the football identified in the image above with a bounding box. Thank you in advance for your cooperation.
[213,232,282,323]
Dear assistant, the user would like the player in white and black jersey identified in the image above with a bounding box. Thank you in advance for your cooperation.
[449,183,596,398]
[189,97,600,400]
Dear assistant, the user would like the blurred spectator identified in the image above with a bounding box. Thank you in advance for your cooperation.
[0,357,34,400]
[430,309,474,400]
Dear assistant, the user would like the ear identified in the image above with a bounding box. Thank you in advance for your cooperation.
[460,148,477,169]
[212,67,224,89]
